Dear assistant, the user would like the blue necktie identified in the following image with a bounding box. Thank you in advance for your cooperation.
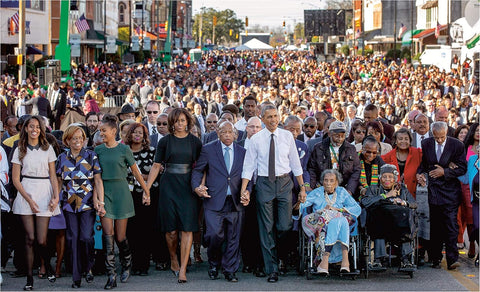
[224,146,231,195]
[436,144,442,162]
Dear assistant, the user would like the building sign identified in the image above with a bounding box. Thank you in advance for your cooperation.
[143,37,151,51]
[106,36,116,54]
[131,36,139,51]
[70,34,81,57]
[363,0,382,32]
[354,0,362,37]
[0,0,44,11]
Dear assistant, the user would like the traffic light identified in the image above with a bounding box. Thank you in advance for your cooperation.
[229,29,233,36]
[165,20,168,31]
[245,17,248,27]
[283,21,285,27]
[213,15,217,26]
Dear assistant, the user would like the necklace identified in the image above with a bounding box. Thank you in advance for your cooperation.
[324,190,337,206]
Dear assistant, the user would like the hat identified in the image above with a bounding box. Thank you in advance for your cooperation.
[117,104,138,118]
[329,121,346,133]
[380,164,399,177]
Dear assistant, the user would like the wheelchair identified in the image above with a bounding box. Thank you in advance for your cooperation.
[297,209,361,280]
[360,207,418,279]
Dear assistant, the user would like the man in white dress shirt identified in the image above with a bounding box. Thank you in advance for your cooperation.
[234,95,258,132]
[240,104,306,283]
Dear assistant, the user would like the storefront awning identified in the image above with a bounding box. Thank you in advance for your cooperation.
[421,0,438,9]
[413,25,447,39]
[401,29,424,45]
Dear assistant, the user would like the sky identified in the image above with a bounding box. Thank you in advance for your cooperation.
[192,0,328,30]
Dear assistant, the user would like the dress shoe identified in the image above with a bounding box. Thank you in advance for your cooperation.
[85,270,94,283]
[431,262,441,269]
[23,276,33,291]
[208,267,218,280]
[72,280,82,288]
[278,260,287,276]
[475,255,479,267]
[267,272,278,283]
[447,262,460,270]
[242,265,252,273]
[224,272,238,282]
[253,267,266,277]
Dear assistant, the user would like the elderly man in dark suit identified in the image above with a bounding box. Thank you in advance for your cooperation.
[192,121,250,282]
[417,121,467,270]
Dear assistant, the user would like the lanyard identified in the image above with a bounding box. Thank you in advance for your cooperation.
[329,144,339,164]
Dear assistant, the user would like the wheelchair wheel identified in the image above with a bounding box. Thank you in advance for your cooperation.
[298,232,306,275]
[306,266,313,280]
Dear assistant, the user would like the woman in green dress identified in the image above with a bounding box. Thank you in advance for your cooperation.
[95,114,150,290]
[146,108,202,283]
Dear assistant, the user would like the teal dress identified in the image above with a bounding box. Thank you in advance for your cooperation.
[95,143,136,219]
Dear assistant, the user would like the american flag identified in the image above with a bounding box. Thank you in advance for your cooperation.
[11,11,19,28]
[75,13,90,33]
[398,23,407,39]
[435,21,441,39]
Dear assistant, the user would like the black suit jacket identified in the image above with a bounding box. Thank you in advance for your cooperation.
[203,130,245,145]
[297,133,320,143]
[417,137,467,206]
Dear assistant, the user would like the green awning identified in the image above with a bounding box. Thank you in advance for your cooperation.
[402,29,423,45]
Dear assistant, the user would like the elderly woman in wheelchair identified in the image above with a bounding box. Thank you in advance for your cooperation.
[361,164,417,272]
[293,169,361,275]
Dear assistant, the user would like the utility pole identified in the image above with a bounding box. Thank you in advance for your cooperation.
[104,0,107,61]
[129,0,132,49]
[18,0,26,82]
[393,0,397,60]
[141,0,144,51]
[212,15,217,45]
[199,8,203,47]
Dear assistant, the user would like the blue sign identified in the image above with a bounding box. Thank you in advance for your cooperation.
[0,0,44,11]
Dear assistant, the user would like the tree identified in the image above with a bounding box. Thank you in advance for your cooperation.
[192,8,244,46]
[293,23,304,42]
[326,0,352,9]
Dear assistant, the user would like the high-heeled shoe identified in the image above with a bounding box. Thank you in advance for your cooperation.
[46,264,56,283]
[23,276,33,291]
[171,270,180,277]
[177,278,187,283]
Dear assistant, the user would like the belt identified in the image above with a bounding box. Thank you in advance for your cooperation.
[258,173,289,179]
[23,175,50,180]
[164,163,191,174]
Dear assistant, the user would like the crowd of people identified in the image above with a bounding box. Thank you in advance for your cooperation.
[0,49,479,290]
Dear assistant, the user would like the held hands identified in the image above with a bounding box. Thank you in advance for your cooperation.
[298,189,307,204]
[142,190,151,206]
[429,164,445,179]
[194,185,210,198]
[48,196,58,212]
[96,204,106,217]
[240,190,250,206]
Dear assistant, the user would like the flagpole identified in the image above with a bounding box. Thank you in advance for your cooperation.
[18,0,26,82]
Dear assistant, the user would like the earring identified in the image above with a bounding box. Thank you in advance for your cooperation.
[185,126,188,131]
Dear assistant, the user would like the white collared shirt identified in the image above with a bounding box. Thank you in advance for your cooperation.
[234,117,248,132]
[242,127,303,180]
[415,132,430,149]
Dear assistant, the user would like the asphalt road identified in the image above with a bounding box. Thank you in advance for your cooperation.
[1,248,478,291]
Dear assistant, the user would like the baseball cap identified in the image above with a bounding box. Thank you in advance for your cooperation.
[329,121,346,133]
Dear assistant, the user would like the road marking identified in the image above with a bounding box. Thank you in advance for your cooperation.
[442,262,479,292]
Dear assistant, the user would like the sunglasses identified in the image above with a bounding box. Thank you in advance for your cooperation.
[157,122,168,126]
[147,111,159,114]
[355,130,366,134]
[206,121,218,124]
[304,125,316,129]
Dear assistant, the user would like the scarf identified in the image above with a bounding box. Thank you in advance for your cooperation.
[360,160,379,188]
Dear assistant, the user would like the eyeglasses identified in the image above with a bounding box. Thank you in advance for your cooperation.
[146,111,159,114]
[157,122,168,126]
[355,130,366,134]
[304,125,316,129]
[206,121,218,124]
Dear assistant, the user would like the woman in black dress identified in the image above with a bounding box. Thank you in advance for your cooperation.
[146,108,202,283]
[124,123,157,276]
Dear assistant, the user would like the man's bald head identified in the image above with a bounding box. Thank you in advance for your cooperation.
[246,116,262,138]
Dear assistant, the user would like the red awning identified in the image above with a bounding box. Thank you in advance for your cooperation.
[134,29,164,41]
[412,24,447,39]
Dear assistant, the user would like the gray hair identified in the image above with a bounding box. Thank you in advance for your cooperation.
[347,105,357,112]
[320,169,343,185]
[260,104,277,118]
[218,121,237,136]
[284,115,302,127]
[431,121,448,133]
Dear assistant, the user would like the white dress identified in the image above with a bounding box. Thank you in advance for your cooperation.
[12,145,60,217]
